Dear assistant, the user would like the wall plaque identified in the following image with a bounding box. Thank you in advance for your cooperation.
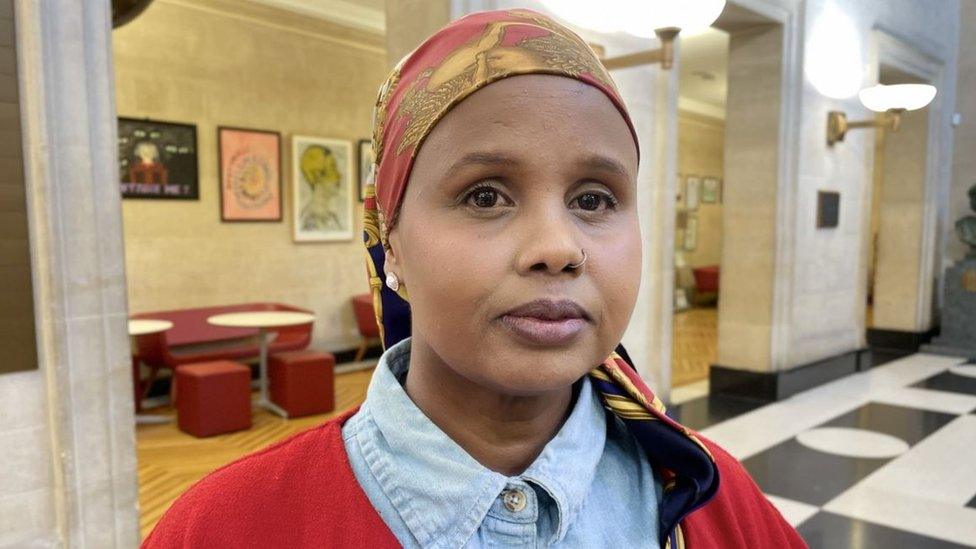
[816,190,840,229]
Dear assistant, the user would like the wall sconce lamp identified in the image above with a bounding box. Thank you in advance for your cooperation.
[541,0,726,71]
[601,28,682,70]
[827,83,937,146]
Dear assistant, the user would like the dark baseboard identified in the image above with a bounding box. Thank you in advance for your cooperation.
[710,348,869,403]
[866,328,936,352]
[332,344,383,364]
[854,347,875,371]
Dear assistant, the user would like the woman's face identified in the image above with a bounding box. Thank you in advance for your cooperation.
[387,74,641,396]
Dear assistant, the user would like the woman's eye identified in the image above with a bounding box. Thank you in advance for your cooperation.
[573,192,616,212]
[465,186,508,209]
[472,188,498,208]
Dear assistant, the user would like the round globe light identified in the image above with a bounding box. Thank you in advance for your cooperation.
[541,0,726,38]
[858,83,937,112]
[805,3,863,99]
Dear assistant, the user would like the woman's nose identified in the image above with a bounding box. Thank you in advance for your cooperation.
[513,207,582,276]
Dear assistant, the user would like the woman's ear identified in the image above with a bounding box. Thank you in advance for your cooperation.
[384,246,398,275]
[384,227,402,279]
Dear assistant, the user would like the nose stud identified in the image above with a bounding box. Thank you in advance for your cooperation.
[568,249,587,270]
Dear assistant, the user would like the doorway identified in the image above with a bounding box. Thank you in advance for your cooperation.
[672,27,729,389]
[670,2,792,405]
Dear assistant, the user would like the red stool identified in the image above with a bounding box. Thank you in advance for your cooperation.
[176,360,252,438]
[269,351,335,417]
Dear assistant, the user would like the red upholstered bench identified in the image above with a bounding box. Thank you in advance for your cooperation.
[176,361,252,437]
[269,351,335,417]
[131,302,313,403]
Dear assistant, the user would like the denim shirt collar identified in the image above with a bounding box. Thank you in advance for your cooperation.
[358,337,608,547]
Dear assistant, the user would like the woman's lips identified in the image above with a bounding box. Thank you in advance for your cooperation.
[500,315,588,346]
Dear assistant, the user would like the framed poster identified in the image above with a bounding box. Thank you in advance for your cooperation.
[292,136,354,242]
[685,176,701,211]
[118,118,198,199]
[702,177,721,203]
[357,138,373,202]
[684,216,699,250]
[218,127,282,222]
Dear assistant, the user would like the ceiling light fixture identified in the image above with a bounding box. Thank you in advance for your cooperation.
[541,0,727,70]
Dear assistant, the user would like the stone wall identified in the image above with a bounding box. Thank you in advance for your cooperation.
[3,0,140,545]
[950,1,976,264]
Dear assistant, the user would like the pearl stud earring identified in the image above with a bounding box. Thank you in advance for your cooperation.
[385,272,400,291]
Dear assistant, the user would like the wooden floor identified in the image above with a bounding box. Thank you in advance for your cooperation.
[671,306,718,388]
[136,367,375,539]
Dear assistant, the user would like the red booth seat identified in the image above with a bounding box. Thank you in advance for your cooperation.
[691,266,720,305]
[692,266,720,294]
[132,302,313,401]
[352,294,380,362]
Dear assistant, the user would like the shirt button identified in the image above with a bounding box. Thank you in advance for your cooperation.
[502,489,527,512]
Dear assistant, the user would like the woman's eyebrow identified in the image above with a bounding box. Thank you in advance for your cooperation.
[579,154,629,178]
[448,151,520,172]
[447,152,629,178]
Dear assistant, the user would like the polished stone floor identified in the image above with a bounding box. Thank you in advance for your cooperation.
[672,353,976,548]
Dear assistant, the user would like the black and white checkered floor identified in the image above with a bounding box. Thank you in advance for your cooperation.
[671,354,976,548]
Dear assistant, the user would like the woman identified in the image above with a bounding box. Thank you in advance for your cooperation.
[144,9,805,548]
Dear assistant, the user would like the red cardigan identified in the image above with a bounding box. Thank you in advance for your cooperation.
[143,409,806,548]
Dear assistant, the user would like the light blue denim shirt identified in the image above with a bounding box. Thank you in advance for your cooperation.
[342,338,662,548]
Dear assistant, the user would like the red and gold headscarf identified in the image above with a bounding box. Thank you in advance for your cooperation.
[361,10,718,547]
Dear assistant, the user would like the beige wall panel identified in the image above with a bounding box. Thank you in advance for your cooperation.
[384,0,451,66]
[677,110,725,268]
[114,0,388,351]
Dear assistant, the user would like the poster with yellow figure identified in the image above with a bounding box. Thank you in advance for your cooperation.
[292,136,354,242]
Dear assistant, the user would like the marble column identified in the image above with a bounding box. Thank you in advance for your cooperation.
[873,109,932,332]
[9,0,139,546]
[716,24,785,373]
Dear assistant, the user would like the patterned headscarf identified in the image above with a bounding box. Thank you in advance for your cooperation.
[362,9,718,547]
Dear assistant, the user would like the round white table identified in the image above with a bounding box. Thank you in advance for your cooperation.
[207,311,315,418]
[129,319,173,336]
[128,319,174,425]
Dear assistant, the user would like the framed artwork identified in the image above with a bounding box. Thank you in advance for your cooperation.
[675,210,688,230]
[684,216,699,250]
[292,135,354,242]
[118,118,198,199]
[685,176,701,211]
[218,127,282,222]
[702,177,721,203]
[357,138,373,202]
